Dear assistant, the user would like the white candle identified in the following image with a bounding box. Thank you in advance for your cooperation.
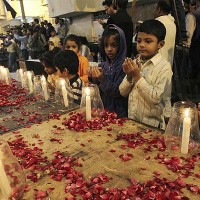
[0,152,12,199]
[19,69,25,88]
[85,88,91,120]
[181,108,191,154]
[2,68,9,85]
[61,80,69,107]
[27,71,34,94]
[41,76,49,101]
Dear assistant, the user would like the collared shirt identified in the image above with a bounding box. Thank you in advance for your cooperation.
[119,53,172,128]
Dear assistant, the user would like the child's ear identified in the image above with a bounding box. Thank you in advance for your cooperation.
[63,68,69,77]
[158,40,165,49]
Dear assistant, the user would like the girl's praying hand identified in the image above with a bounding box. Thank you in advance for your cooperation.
[122,58,141,82]
[88,66,103,79]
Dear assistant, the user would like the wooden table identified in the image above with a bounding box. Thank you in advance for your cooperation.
[1,111,200,199]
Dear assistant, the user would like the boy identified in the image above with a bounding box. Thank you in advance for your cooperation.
[54,50,83,105]
[119,19,172,129]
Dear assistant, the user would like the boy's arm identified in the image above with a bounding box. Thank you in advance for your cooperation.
[119,75,134,97]
[135,67,172,104]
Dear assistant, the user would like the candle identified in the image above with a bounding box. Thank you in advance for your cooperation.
[61,80,69,107]
[181,108,191,154]
[2,68,9,85]
[27,71,34,94]
[85,87,91,120]
[19,69,25,88]
[0,152,12,199]
[41,76,49,101]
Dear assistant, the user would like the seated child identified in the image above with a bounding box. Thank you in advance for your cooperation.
[39,48,60,92]
[88,24,128,118]
[119,19,173,129]
[54,50,83,105]
[64,34,89,84]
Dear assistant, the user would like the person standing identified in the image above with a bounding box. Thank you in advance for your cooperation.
[98,0,117,28]
[13,28,29,60]
[153,0,176,67]
[48,29,60,51]
[106,0,134,57]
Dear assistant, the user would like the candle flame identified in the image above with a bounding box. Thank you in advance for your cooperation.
[60,79,65,86]
[184,108,190,117]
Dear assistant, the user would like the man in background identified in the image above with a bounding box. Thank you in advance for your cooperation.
[98,0,117,28]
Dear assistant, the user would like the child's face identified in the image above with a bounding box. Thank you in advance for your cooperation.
[65,40,79,54]
[136,32,164,60]
[44,66,55,75]
[104,35,119,62]
[56,67,68,78]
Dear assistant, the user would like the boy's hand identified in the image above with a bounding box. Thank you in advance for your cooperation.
[123,58,141,82]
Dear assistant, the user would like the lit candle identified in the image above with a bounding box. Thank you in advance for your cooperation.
[61,80,69,107]
[2,68,9,85]
[27,71,34,94]
[19,69,25,88]
[85,87,91,120]
[41,75,49,101]
[0,151,12,199]
[181,108,191,154]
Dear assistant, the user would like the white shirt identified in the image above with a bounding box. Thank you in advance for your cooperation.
[185,13,196,47]
[156,14,176,66]
[119,53,172,129]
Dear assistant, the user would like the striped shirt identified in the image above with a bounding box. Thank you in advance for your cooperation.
[67,74,83,105]
[119,53,172,129]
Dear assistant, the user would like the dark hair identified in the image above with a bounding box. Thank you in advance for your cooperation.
[34,18,39,24]
[138,19,166,41]
[156,0,172,14]
[39,50,58,68]
[54,50,79,75]
[101,27,120,55]
[102,0,112,6]
[64,34,81,51]
[115,0,128,9]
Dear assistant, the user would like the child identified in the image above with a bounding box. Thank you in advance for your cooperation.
[88,24,128,118]
[39,48,60,92]
[64,34,89,84]
[119,19,172,129]
[54,50,83,105]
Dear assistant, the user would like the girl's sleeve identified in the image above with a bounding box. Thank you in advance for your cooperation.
[79,56,89,84]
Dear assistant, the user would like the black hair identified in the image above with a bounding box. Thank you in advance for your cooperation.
[101,27,120,56]
[138,19,166,41]
[34,18,39,24]
[156,0,172,14]
[54,50,79,75]
[39,48,60,69]
[102,0,112,6]
[64,34,81,51]
[115,0,128,9]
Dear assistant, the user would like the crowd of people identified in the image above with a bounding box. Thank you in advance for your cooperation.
[1,0,200,129]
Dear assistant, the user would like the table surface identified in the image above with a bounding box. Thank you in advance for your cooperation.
[1,110,200,199]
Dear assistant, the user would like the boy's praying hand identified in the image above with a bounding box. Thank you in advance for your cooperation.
[122,58,141,82]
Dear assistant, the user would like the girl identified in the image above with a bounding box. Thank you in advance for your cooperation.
[39,48,60,92]
[64,34,89,84]
[88,24,128,117]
